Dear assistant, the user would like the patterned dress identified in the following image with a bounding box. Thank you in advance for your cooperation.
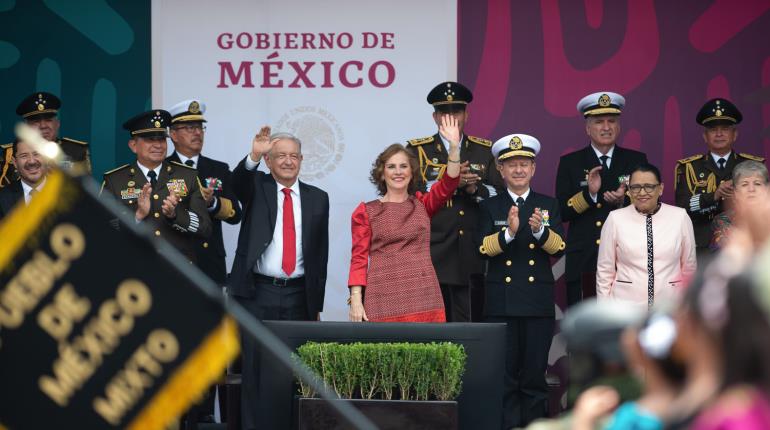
[348,174,459,322]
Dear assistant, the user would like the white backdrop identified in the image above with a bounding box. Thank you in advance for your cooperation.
[152,0,457,320]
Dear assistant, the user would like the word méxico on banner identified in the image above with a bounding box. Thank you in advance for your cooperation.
[218,53,396,89]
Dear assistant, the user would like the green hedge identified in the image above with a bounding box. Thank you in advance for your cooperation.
[293,342,466,401]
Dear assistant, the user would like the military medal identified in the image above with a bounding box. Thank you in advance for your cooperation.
[617,175,630,186]
[166,179,189,196]
[542,209,550,226]
[581,169,589,186]
[120,187,141,199]
[205,177,223,191]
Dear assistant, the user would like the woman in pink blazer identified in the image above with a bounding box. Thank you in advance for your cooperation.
[596,163,696,310]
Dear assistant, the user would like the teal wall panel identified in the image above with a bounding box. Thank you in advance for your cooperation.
[0,0,151,179]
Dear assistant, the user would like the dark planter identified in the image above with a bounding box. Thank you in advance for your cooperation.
[293,397,458,430]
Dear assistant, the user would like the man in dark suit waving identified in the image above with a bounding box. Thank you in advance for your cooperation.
[230,125,329,430]
[555,91,647,306]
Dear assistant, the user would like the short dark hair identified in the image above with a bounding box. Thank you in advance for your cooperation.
[11,139,19,157]
[369,144,419,196]
[629,162,662,183]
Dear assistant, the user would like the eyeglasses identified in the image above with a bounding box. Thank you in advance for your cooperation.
[628,183,660,194]
[174,124,206,133]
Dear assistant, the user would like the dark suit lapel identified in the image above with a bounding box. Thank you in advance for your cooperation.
[262,175,278,231]
[167,151,182,165]
[583,145,601,169]
[299,181,313,256]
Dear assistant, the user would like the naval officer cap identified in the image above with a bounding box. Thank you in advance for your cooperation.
[427,81,473,113]
[168,99,207,124]
[16,92,61,120]
[122,110,171,139]
[696,98,742,127]
[577,91,625,117]
[492,133,540,161]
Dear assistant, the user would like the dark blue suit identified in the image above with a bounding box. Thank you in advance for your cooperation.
[477,189,565,428]
[166,152,242,284]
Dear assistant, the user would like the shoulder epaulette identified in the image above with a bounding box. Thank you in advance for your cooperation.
[0,143,11,150]
[103,164,130,176]
[170,160,196,169]
[60,137,88,146]
[739,153,765,162]
[406,136,435,146]
[467,136,492,147]
[677,154,703,164]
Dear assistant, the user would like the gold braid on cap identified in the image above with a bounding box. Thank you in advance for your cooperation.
[541,229,566,255]
[480,232,504,257]
[567,191,590,214]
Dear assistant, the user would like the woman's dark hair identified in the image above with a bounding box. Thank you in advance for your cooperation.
[629,162,662,184]
[369,144,420,196]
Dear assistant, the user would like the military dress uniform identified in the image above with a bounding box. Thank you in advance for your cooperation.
[406,81,503,321]
[555,92,647,306]
[675,98,764,251]
[0,92,91,187]
[478,134,565,428]
[100,110,211,262]
[166,99,242,285]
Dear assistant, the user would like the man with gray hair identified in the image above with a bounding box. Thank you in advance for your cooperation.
[229,126,329,430]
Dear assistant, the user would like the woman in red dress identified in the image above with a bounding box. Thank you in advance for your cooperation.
[347,115,461,322]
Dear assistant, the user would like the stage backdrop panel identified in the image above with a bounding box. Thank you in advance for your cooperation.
[152,0,457,321]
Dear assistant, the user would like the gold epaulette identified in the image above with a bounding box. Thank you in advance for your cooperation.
[677,154,703,164]
[739,153,765,162]
[406,136,435,146]
[60,137,88,146]
[467,136,492,147]
[103,164,130,176]
[0,142,12,149]
[170,160,196,169]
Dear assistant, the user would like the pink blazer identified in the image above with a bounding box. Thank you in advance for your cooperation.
[596,203,696,309]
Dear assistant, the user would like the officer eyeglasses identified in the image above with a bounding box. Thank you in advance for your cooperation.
[628,183,660,194]
[174,125,206,133]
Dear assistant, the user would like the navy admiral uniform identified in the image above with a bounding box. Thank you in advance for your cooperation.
[406,81,504,322]
[555,92,647,306]
[100,110,211,262]
[166,99,242,285]
[675,98,764,250]
[1,92,90,187]
[478,134,565,428]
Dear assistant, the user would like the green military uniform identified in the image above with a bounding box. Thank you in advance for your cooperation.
[101,161,212,263]
[0,92,91,187]
[100,109,211,262]
[405,81,504,321]
[674,98,765,249]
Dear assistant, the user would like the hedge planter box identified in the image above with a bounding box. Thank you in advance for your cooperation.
[294,397,458,430]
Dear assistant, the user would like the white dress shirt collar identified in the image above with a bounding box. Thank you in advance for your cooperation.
[136,162,162,183]
[591,144,615,167]
[277,178,301,196]
[507,187,531,202]
[710,151,732,165]
[176,153,200,168]
[21,176,46,204]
